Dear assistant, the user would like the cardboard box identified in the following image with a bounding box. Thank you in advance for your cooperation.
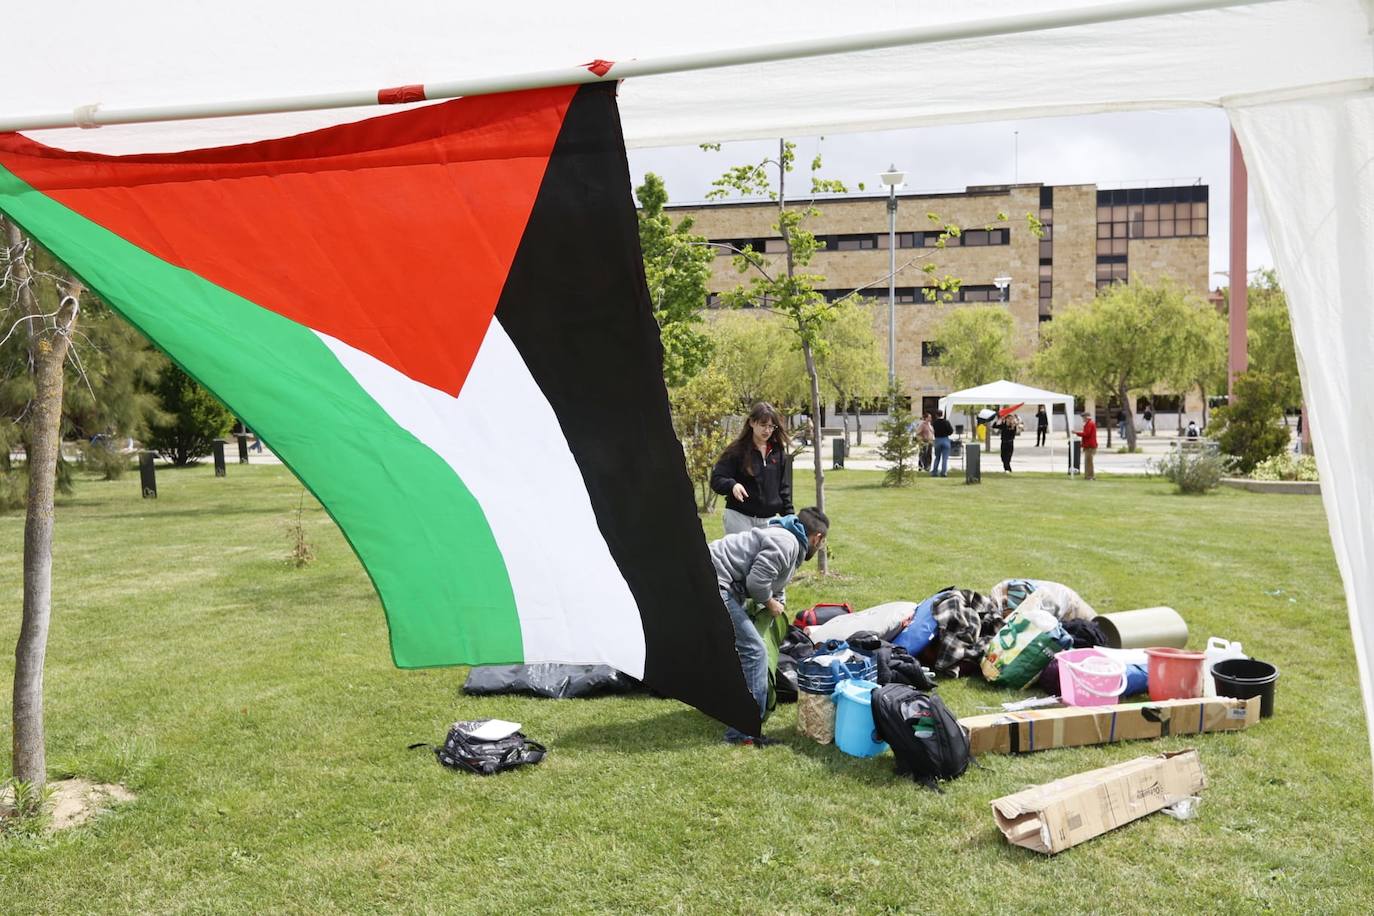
[960,696,1259,756]
[992,749,1206,854]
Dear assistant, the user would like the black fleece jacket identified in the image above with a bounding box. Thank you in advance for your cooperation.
[710,445,793,518]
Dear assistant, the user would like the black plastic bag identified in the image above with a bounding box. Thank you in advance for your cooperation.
[462,664,640,699]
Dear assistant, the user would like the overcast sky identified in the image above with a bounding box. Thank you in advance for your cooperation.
[627,107,1271,287]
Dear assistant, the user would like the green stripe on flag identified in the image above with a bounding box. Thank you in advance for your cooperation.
[0,164,523,667]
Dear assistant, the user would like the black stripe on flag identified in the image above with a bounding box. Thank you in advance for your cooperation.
[493,83,760,736]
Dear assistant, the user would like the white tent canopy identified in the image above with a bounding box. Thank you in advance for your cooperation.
[939,381,1076,472]
[3,0,1373,768]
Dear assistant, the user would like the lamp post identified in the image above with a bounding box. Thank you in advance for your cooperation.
[993,275,1012,303]
[879,165,905,388]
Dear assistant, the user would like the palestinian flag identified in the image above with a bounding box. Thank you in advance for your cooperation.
[0,84,759,733]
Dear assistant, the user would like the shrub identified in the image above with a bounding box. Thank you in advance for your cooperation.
[668,368,736,513]
[1148,448,1229,494]
[1207,372,1290,474]
[146,365,234,466]
[79,439,132,481]
[0,468,23,511]
[1251,451,1319,481]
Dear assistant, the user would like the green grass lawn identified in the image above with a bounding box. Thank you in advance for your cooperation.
[1,463,1370,913]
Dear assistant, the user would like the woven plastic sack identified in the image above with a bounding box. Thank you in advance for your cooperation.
[798,690,835,744]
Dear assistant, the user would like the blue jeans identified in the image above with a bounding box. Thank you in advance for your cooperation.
[931,437,951,476]
[721,586,768,741]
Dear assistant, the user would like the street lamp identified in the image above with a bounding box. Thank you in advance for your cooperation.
[993,275,1012,302]
[879,165,905,387]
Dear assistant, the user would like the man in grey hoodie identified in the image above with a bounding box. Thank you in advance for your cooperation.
[707,506,829,745]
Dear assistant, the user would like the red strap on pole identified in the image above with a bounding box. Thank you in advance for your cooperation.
[377,84,428,105]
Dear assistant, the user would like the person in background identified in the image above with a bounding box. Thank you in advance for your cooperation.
[930,409,954,477]
[1116,407,1127,439]
[1035,406,1049,447]
[992,412,1022,473]
[710,402,793,536]
[1072,409,1098,480]
[708,507,829,746]
[916,412,935,472]
[1185,419,1200,440]
[1142,403,1154,435]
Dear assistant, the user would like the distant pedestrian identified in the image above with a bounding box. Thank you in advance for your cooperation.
[916,412,935,471]
[929,409,954,477]
[248,431,263,453]
[992,412,1021,472]
[1072,410,1098,480]
[1116,408,1127,439]
[711,402,793,536]
[1035,406,1048,447]
[1185,420,1200,440]
[1142,404,1154,434]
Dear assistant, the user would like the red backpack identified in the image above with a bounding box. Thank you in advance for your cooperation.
[794,602,853,628]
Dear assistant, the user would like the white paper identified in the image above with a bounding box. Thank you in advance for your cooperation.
[460,719,522,741]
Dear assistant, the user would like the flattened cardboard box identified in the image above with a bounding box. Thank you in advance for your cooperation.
[959,696,1259,755]
[992,749,1206,854]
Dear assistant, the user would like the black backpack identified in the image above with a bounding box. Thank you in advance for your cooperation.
[871,685,970,790]
[410,720,547,776]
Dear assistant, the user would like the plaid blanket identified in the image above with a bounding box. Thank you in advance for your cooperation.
[922,587,1002,676]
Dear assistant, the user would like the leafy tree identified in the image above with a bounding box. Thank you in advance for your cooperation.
[815,298,885,445]
[1034,278,1219,451]
[1,217,84,789]
[703,139,865,573]
[668,367,737,513]
[705,310,807,412]
[1245,270,1301,411]
[1160,295,1226,431]
[635,173,714,387]
[1208,371,1290,474]
[876,381,918,486]
[146,365,234,465]
[929,305,1019,390]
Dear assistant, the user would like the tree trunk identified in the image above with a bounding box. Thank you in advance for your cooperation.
[852,400,862,446]
[1119,384,1137,451]
[803,339,827,574]
[1200,383,1209,428]
[6,219,79,788]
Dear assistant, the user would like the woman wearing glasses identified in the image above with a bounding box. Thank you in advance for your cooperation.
[710,402,794,535]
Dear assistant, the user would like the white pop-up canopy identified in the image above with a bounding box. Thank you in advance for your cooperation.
[939,380,1076,472]
[2,0,1373,770]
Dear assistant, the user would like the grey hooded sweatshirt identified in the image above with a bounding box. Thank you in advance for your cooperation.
[708,525,804,605]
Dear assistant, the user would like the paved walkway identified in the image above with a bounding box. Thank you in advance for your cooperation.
[797,428,1204,476]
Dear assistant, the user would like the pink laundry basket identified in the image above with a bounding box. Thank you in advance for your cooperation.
[1057,648,1128,706]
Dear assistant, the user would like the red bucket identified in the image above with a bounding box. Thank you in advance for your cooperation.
[1145,647,1206,701]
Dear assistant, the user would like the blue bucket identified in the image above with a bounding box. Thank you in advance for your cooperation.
[833,679,888,758]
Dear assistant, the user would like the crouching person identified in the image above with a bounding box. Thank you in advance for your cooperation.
[707,507,829,746]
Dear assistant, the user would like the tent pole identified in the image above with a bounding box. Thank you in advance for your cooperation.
[0,0,1276,133]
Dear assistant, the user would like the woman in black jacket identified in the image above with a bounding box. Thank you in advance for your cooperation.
[710,402,794,535]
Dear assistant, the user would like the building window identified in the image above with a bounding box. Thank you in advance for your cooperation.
[921,342,944,366]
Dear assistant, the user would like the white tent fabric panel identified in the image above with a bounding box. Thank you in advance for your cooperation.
[939,380,1077,473]
[2,1,1369,154]
[1229,93,1374,764]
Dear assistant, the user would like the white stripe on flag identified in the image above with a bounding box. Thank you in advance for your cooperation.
[315,322,647,677]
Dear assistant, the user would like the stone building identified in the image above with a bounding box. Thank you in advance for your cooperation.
[667,182,1209,419]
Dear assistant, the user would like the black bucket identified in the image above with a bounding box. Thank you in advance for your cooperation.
[1211,657,1280,718]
